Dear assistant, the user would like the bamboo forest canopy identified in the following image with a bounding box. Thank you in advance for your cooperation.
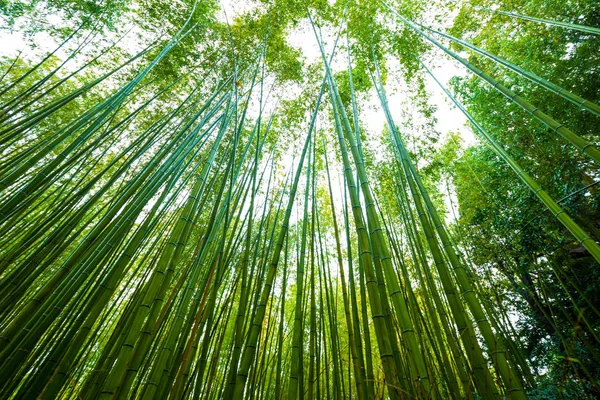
[0,0,599,398]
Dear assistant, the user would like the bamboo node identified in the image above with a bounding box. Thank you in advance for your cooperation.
[581,143,594,152]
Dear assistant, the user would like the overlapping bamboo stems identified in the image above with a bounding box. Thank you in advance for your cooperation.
[0,2,204,197]
[196,159,281,399]
[316,220,344,399]
[253,285,279,400]
[0,59,181,187]
[224,156,285,396]
[0,20,106,120]
[328,83,404,398]
[0,49,222,227]
[8,146,211,396]
[447,172,596,385]
[286,112,314,400]
[219,42,268,399]
[346,54,422,395]
[371,60,527,399]
[0,83,230,336]
[128,111,272,398]
[323,139,368,399]
[308,140,318,399]
[0,98,230,391]
[244,119,294,399]
[249,167,296,400]
[382,2,600,166]
[2,2,597,398]
[0,42,154,154]
[393,169,476,399]
[373,199,432,397]
[312,15,433,397]
[478,6,600,36]
[18,133,225,396]
[137,117,245,400]
[190,103,260,400]
[274,233,289,400]
[0,50,253,396]
[99,95,245,399]
[535,272,600,393]
[397,146,533,393]
[0,69,237,344]
[0,119,221,331]
[342,28,374,397]
[419,59,600,265]
[315,137,345,399]
[414,170,534,391]
[426,60,600,380]
[376,192,466,400]
[341,176,377,398]
[418,24,600,116]
[0,77,229,280]
[231,59,327,396]
[343,32,377,400]
[26,167,194,399]
[0,63,151,185]
[0,27,140,127]
[0,18,92,100]
[170,180,249,398]
[389,114,501,400]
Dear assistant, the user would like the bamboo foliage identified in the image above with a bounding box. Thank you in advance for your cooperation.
[418,58,600,265]
[383,2,600,165]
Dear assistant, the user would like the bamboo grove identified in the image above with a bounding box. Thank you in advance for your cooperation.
[0,0,599,398]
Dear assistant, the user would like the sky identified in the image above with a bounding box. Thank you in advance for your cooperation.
[284,18,473,143]
[216,0,475,144]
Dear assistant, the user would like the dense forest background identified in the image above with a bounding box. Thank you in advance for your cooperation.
[0,0,599,398]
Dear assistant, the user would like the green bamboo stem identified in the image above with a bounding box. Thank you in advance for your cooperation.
[323,139,367,400]
[232,72,325,398]
[479,6,600,36]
